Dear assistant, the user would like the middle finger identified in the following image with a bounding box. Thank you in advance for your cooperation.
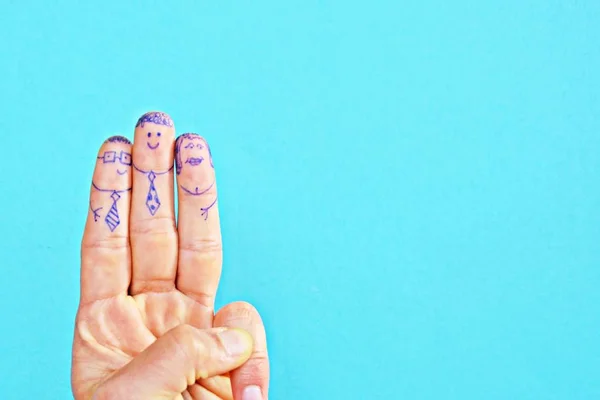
[129,111,177,294]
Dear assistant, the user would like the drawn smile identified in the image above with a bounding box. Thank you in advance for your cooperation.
[117,169,128,175]
[185,157,204,166]
[147,142,160,150]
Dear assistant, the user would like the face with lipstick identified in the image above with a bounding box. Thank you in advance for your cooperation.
[175,134,214,194]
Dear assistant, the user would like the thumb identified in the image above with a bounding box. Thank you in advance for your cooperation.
[93,325,254,400]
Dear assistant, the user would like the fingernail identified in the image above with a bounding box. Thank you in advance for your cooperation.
[242,386,263,400]
[218,328,252,357]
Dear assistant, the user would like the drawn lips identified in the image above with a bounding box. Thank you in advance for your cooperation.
[147,142,159,150]
[186,157,203,166]
[116,169,128,175]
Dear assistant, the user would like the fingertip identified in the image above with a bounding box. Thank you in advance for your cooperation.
[242,385,264,400]
[104,135,132,145]
[134,111,175,141]
[97,135,133,154]
[135,111,174,129]
[132,111,175,171]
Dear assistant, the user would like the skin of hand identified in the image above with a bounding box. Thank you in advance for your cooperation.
[71,112,269,400]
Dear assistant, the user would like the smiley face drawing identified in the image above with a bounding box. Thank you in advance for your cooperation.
[146,131,162,149]
[136,111,173,152]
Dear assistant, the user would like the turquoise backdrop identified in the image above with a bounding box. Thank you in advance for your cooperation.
[0,1,599,399]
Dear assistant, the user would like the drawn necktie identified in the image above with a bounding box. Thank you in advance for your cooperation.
[146,171,161,215]
[105,191,121,232]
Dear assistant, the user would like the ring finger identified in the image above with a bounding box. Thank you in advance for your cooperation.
[175,133,222,325]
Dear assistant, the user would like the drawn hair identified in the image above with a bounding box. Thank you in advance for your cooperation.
[105,136,131,144]
[136,112,174,128]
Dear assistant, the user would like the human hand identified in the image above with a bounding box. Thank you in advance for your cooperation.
[71,112,269,400]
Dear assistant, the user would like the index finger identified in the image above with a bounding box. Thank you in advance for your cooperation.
[80,136,133,304]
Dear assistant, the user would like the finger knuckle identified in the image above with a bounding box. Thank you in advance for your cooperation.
[179,237,222,257]
[184,291,215,312]
[81,236,129,251]
[237,357,270,383]
[130,278,175,294]
[130,216,176,237]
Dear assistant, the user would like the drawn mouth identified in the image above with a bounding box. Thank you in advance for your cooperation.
[147,142,160,150]
[116,169,128,175]
[185,157,203,166]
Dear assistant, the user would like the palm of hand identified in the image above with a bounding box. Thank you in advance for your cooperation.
[73,292,231,399]
[71,113,268,400]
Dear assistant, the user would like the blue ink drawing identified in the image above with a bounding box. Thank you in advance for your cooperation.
[105,192,122,231]
[180,183,218,220]
[105,136,132,144]
[91,149,132,230]
[200,197,218,221]
[175,133,214,174]
[136,112,173,128]
[175,133,218,220]
[91,183,131,231]
[89,201,102,222]
[146,131,161,150]
[133,163,173,216]
[97,150,132,166]
[146,171,160,215]
[180,181,214,196]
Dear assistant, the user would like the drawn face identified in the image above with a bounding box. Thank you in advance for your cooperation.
[146,130,162,150]
[94,145,132,190]
[134,112,175,171]
[177,135,214,184]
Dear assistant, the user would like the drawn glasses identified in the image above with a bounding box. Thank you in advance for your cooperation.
[98,151,132,166]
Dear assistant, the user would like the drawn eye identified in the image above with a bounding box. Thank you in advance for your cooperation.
[185,143,194,149]
[120,152,132,165]
[104,151,116,163]
[197,144,204,149]
[157,132,161,137]
[147,132,151,138]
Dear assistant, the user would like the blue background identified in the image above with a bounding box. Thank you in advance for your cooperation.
[0,1,599,399]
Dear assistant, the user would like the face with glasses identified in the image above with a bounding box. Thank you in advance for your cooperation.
[94,145,132,190]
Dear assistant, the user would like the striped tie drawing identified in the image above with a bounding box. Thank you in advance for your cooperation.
[105,191,121,232]
[146,171,161,215]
